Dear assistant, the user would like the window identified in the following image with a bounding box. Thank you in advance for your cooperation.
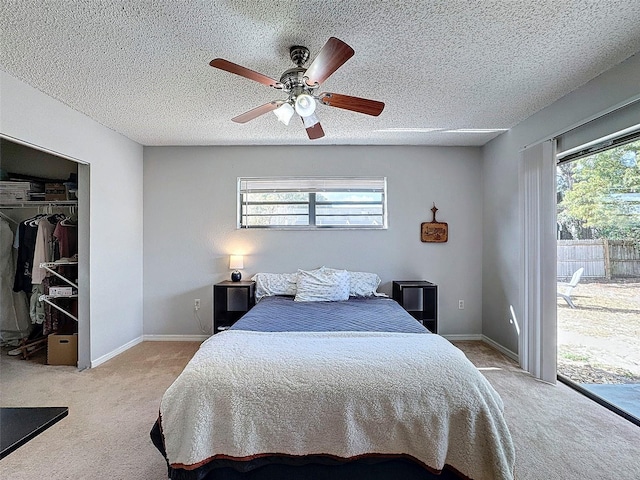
[238,177,387,229]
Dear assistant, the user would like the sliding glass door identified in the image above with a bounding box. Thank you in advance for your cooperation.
[556,138,640,425]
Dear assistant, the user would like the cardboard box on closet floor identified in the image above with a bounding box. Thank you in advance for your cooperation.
[47,334,77,366]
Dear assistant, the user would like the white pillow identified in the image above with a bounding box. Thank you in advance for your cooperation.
[347,271,382,297]
[251,272,298,301]
[322,267,382,297]
[294,267,350,302]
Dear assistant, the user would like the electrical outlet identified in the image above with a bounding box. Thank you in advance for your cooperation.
[458,300,464,310]
[194,299,201,310]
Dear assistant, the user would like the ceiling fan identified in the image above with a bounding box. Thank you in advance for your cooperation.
[209,37,385,140]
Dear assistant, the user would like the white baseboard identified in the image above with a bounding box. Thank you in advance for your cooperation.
[143,334,210,342]
[442,334,483,341]
[481,335,519,361]
[89,333,517,369]
[442,334,519,362]
[90,335,208,368]
[91,335,143,368]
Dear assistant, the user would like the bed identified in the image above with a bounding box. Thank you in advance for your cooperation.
[151,269,515,480]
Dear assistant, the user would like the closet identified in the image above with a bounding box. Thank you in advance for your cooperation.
[0,137,84,367]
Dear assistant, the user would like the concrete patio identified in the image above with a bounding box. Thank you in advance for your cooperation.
[557,278,640,420]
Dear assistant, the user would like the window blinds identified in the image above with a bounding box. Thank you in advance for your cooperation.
[239,177,386,193]
[556,99,640,163]
[237,177,387,229]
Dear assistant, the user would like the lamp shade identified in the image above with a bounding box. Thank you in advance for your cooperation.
[294,94,316,117]
[273,103,295,125]
[302,112,320,128]
[229,255,244,270]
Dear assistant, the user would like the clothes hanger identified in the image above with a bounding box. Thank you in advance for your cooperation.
[61,206,78,225]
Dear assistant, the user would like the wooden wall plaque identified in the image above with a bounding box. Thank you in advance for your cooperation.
[421,204,448,243]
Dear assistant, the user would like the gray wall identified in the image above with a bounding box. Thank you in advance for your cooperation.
[0,71,144,365]
[5,51,636,360]
[143,145,483,337]
[481,53,640,353]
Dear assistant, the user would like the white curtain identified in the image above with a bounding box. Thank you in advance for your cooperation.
[519,139,557,383]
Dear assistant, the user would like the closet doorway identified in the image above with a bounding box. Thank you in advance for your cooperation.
[0,136,90,370]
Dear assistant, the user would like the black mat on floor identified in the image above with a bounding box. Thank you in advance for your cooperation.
[0,407,68,459]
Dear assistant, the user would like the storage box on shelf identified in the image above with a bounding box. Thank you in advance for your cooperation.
[0,181,43,201]
[45,183,67,201]
[48,286,75,296]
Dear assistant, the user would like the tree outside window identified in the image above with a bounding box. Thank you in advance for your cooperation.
[557,140,640,244]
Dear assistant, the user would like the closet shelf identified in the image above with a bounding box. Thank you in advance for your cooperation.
[40,261,79,267]
[39,294,78,300]
[38,260,79,322]
[0,200,78,209]
[38,295,78,322]
[39,262,78,289]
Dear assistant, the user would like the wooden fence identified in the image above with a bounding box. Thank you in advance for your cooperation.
[557,239,640,279]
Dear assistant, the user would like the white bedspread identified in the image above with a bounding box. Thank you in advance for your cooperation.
[160,330,515,480]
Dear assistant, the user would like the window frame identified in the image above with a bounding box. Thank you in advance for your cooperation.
[237,176,388,230]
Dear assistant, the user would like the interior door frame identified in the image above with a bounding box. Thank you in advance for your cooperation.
[0,133,91,369]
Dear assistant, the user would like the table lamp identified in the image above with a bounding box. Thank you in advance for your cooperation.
[229,255,244,282]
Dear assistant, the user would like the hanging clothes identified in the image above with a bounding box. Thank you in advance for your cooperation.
[24,215,56,327]
[0,217,31,346]
[6,211,78,337]
[31,216,57,285]
[52,218,78,289]
[34,214,77,336]
[53,218,78,259]
[42,276,74,336]
[29,283,45,325]
[12,214,42,294]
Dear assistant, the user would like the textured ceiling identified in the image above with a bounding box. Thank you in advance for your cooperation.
[1,1,640,146]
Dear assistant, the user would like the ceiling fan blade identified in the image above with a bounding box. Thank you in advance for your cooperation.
[319,92,385,116]
[210,58,281,88]
[302,118,325,140]
[304,37,354,86]
[232,101,283,124]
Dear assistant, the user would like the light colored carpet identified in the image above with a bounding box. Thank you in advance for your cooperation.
[0,340,638,479]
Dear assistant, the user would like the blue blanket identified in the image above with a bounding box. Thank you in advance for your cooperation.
[231,295,429,333]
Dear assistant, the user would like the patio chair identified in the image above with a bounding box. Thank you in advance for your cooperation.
[557,267,584,308]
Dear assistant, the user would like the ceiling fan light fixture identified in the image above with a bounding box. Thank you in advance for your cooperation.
[210,37,381,140]
[273,102,295,125]
[302,112,320,128]
[295,94,316,117]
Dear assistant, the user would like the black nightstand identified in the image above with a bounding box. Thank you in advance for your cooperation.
[392,281,438,333]
[213,281,255,333]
